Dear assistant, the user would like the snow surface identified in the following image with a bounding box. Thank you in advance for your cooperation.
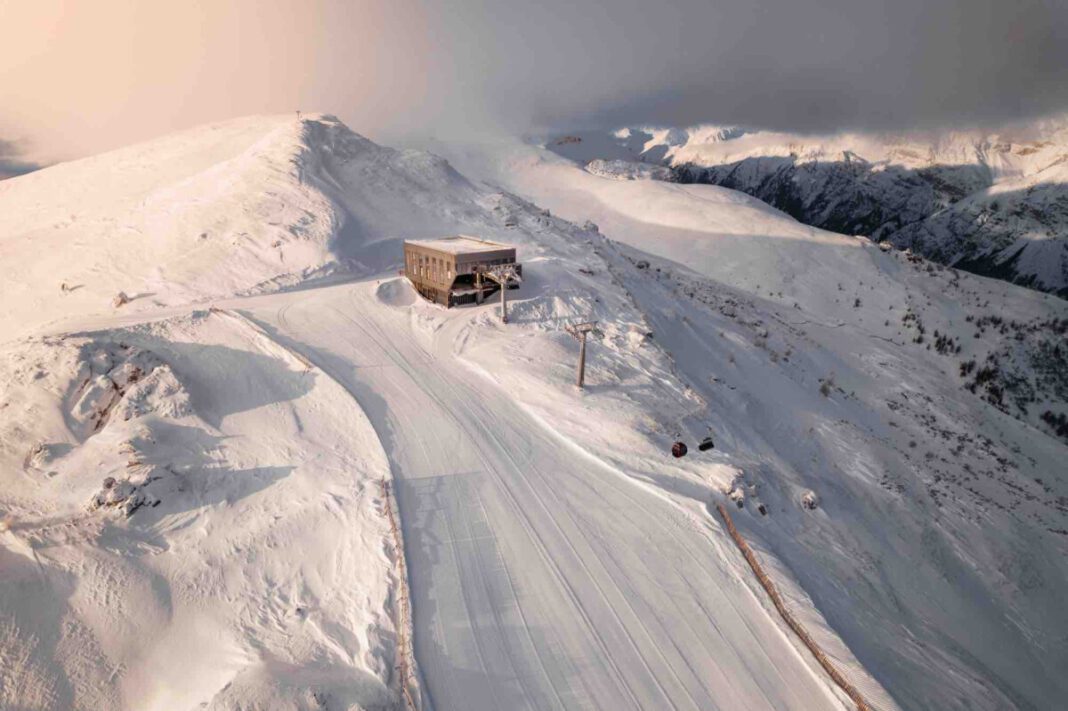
[544,120,1068,295]
[428,136,1068,709]
[1,311,402,710]
[2,113,1066,711]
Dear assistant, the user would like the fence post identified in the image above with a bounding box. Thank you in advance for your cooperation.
[715,503,871,711]
[380,479,420,711]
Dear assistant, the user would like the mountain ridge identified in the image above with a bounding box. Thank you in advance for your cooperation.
[548,120,1068,296]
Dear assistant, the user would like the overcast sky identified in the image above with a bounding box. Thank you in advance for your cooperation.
[2,0,1067,162]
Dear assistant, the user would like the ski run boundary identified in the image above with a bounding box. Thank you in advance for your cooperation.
[380,478,420,711]
[715,503,873,711]
[213,307,421,709]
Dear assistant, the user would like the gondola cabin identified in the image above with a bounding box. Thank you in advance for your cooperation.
[403,236,521,307]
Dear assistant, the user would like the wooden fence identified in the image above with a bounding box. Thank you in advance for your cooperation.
[715,503,872,711]
[380,479,420,711]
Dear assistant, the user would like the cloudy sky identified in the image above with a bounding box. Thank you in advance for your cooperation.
[2,0,1067,162]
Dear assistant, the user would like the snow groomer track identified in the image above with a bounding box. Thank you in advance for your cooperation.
[249,281,850,711]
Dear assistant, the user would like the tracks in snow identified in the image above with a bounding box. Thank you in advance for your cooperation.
[246,281,849,711]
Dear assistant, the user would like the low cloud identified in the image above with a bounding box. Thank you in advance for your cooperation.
[453,0,1068,136]
[0,138,42,180]
[2,0,1067,161]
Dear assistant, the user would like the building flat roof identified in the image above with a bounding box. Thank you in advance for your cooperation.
[405,235,514,255]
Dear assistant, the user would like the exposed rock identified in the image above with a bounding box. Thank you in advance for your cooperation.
[23,441,65,471]
[69,343,192,438]
[89,465,169,517]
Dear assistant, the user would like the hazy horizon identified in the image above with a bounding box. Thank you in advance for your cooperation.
[3,0,1067,164]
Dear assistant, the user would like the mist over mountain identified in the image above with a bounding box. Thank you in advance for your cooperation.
[3,0,1068,162]
[0,138,41,180]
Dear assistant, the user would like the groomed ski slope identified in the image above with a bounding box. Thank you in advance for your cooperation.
[2,277,877,711]
[244,281,849,711]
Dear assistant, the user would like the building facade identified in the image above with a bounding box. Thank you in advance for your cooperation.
[403,236,521,307]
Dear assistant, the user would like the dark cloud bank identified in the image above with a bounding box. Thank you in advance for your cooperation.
[0,139,42,179]
[3,0,1067,161]
[453,0,1068,135]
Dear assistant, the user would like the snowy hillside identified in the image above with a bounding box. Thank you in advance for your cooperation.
[435,136,1068,709]
[546,119,1068,296]
[1,311,406,710]
[0,114,484,340]
[2,114,1066,711]
[0,114,876,710]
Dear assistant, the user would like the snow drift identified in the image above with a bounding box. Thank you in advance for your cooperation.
[0,310,406,710]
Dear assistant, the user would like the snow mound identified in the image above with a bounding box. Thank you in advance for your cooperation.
[0,113,481,339]
[0,309,402,710]
[374,277,417,308]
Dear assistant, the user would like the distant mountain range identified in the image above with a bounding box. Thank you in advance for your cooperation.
[550,119,1068,297]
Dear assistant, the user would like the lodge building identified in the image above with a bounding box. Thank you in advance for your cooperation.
[403,236,521,307]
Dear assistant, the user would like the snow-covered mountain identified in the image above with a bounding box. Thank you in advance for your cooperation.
[2,114,1066,711]
[0,114,487,340]
[438,135,1068,709]
[547,119,1068,297]
[2,113,802,710]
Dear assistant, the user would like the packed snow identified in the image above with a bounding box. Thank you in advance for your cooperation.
[1,113,1066,711]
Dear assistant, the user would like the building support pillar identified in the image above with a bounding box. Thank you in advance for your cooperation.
[500,280,508,324]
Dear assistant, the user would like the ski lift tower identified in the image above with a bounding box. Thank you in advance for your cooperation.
[564,320,600,389]
[479,264,522,323]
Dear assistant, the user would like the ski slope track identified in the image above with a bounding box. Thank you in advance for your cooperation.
[246,283,849,711]
[2,113,1066,710]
